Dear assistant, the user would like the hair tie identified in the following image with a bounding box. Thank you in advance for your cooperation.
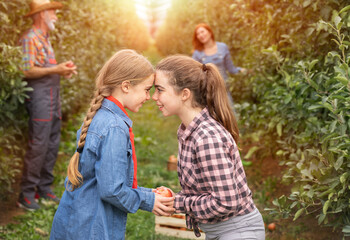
[202,64,207,72]
[77,147,84,153]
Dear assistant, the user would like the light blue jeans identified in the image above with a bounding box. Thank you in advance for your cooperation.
[199,208,265,240]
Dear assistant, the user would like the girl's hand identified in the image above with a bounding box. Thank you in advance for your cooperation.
[152,194,175,216]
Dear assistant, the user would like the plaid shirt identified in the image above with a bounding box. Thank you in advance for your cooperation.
[174,108,255,237]
[20,25,57,71]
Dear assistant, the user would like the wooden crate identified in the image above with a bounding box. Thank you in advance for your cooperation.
[155,213,205,240]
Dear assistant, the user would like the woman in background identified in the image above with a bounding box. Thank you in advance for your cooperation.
[192,23,247,106]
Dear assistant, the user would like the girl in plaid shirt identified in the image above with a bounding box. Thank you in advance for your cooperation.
[152,55,265,239]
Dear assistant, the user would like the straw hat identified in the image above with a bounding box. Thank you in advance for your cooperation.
[25,0,63,17]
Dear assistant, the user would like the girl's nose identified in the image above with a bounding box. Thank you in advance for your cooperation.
[152,92,158,101]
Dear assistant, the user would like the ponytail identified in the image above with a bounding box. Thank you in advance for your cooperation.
[204,64,240,143]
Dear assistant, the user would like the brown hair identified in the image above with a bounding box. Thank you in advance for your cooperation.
[67,49,154,191]
[192,23,215,51]
[156,55,239,143]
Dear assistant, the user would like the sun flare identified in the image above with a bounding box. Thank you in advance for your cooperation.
[133,0,172,38]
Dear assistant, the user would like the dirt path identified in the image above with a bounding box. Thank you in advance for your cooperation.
[0,202,26,226]
[0,178,26,226]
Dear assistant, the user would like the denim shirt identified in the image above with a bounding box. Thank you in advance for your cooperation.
[50,99,155,240]
[192,42,241,80]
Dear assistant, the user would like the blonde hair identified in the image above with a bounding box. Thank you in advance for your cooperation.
[156,55,239,143]
[67,49,154,191]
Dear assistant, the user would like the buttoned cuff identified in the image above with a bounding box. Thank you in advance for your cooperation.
[174,194,186,213]
[139,191,155,212]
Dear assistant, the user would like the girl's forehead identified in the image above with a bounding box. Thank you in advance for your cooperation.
[155,71,166,80]
[155,70,169,77]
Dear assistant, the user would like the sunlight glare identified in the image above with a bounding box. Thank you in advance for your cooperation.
[133,0,172,38]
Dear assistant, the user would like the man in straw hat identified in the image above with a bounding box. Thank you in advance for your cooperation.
[17,0,77,211]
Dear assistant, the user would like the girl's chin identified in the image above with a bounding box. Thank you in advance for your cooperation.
[126,106,141,113]
[161,110,172,117]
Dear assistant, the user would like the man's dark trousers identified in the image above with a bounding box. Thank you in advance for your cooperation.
[21,63,61,199]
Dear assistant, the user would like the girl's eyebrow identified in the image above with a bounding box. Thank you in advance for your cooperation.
[154,84,165,89]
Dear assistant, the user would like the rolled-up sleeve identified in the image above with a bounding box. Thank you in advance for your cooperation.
[96,126,155,213]
[21,37,36,71]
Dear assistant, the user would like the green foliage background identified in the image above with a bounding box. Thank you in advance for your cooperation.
[0,0,151,199]
[1,0,350,237]
[155,0,350,236]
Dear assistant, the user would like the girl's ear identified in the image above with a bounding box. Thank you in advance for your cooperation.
[181,88,191,101]
[121,81,131,93]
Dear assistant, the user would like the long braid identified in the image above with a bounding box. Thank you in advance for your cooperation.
[205,63,240,143]
[67,87,111,190]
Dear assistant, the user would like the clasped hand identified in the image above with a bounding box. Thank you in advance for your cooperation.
[57,60,78,79]
[152,187,175,216]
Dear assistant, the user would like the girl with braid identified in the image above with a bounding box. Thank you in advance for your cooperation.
[50,50,175,240]
[152,55,265,240]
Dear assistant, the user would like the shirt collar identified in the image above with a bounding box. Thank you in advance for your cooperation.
[102,96,132,128]
[32,25,49,40]
[177,107,210,141]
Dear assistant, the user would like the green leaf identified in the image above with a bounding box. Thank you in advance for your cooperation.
[335,76,349,85]
[242,160,253,166]
[308,104,323,110]
[302,0,311,7]
[339,5,350,14]
[284,95,292,104]
[290,201,298,209]
[323,200,330,214]
[328,192,334,200]
[322,102,333,112]
[340,172,348,184]
[293,208,305,221]
[328,51,341,60]
[333,16,341,27]
[276,150,284,156]
[329,120,337,132]
[308,59,318,71]
[332,39,340,46]
[308,78,319,90]
[337,22,343,30]
[301,169,313,179]
[318,213,326,224]
[334,157,343,170]
[277,122,282,136]
[244,146,260,159]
